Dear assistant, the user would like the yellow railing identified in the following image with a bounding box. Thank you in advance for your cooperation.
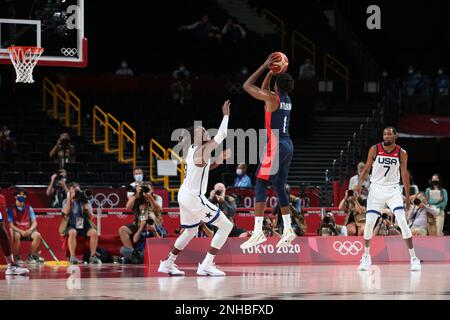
[42,78,82,134]
[105,113,120,154]
[120,121,137,168]
[291,30,316,66]
[262,9,285,51]
[324,53,350,101]
[165,148,185,202]
[149,139,167,184]
[93,105,107,145]
[67,91,81,135]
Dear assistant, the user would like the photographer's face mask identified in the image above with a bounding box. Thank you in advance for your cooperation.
[134,174,143,182]
[236,169,243,176]
[16,196,26,203]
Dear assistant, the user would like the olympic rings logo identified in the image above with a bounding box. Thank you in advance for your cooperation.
[92,193,120,208]
[333,241,363,256]
[61,48,78,57]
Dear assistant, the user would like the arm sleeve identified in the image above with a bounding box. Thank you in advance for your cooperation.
[29,206,36,222]
[213,116,229,144]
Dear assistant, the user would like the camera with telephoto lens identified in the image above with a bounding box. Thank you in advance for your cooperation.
[413,198,421,206]
[323,216,331,224]
[146,218,155,226]
[347,190,354,196]
[381,213,389,220]
[126,184,150,196]
[74,189,93,203]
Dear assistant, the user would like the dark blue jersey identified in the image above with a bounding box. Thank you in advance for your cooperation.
[265,92,291,141]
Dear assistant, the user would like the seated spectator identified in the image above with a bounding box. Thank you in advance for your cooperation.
[46,169,69,208]
[49,132,76,168]
[425,173,447,236]
[60,182,101,264]
[119,182,163,262]
[435,68,450,96]
[373,208,401,236]
[0,125,16,159]
[222,18,246,42]
[298,58,316,79]
[272,184,306,236]
[233,164,252,188]
[348,162,370,199]
[171,64,192,105]
[179,15,221,40]
[7,189,43,264]
[209,183,237,217]
[115,60,134,76]
[407,192,439,236]
[172,63,191,80]
[339,190,366,236]
[317,212,347,236]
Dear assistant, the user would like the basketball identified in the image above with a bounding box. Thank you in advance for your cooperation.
[270,52,289,74]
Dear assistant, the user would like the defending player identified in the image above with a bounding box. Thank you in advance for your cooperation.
[158,100,233,276]
[355,127,421,271]
[240,53,296,249]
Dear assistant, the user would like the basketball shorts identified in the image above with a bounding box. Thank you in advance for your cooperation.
[256,138,293,183]
[367,183,404,215]
[178,190,221,229]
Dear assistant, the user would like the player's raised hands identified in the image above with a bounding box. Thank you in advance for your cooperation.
[264,53,278,69]
[222,100,231,116]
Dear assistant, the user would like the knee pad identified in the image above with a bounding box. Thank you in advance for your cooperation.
[174,227,198,251]
[394,210,412,239]
[210,213,233,250]
[364,212,379,240]
[255,178,268,203]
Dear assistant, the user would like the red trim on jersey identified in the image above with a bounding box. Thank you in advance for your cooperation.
[376,143,401,158]
[257,111,278,180]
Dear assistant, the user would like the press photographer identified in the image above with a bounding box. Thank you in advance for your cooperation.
[46,169,69,208]
[339,189,366,236]
[408,192,439,236]
[373,209,401,236]
[119,182,164,262]
[208,183,236,217]
[318,212,347,236]
[49,132,76,168]
[60,182,100,264]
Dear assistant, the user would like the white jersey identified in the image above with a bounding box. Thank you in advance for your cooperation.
[180,144,211,196]
[370,143,402,186]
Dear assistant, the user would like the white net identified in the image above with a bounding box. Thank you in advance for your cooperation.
[7,46,44,84]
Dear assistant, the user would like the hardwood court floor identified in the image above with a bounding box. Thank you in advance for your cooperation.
[1,263,449,300]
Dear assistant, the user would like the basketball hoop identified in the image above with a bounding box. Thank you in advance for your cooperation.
[7,46,44,84]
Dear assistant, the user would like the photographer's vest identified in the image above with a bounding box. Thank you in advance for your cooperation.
[10,205,31,231]
[59,200,96,236]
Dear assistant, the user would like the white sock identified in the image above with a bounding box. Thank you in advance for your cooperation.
[364,247,370,255]
[202,252,215,265]
[282,214,292,231]
[254,216,263,233]
[408,248,416,259]
[167,252,177,263]
[6,255,14,265]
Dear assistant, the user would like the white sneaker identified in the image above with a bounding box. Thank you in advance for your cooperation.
[240,232,267,250]
[158,260,185,276]
[197,262,226,276]
[410,257,421,271]
[276,227,296,248]
[6,263,30,276]
[358,254,372,271]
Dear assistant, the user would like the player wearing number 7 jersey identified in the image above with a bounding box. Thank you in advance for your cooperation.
[355,126,421,272]
[241,53,296,250]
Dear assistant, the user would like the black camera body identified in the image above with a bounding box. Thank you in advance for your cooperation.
[126,184,150,196]
[74,189,93,204]
[381,213,389,220]
[413,198,421,206]
[146,218,155,226]
[347,190,354,196]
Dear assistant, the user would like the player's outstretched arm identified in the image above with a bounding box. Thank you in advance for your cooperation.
[194,100,230,167]
[355,145,376,194]
[243,54,278,103]
[400,149,411,211]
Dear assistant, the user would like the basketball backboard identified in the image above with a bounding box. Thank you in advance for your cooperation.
[0,0,86,67]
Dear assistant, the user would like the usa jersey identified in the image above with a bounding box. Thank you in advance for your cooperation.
[265,92,291,141]
[370,143,402,186]
[180,144,211,196]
